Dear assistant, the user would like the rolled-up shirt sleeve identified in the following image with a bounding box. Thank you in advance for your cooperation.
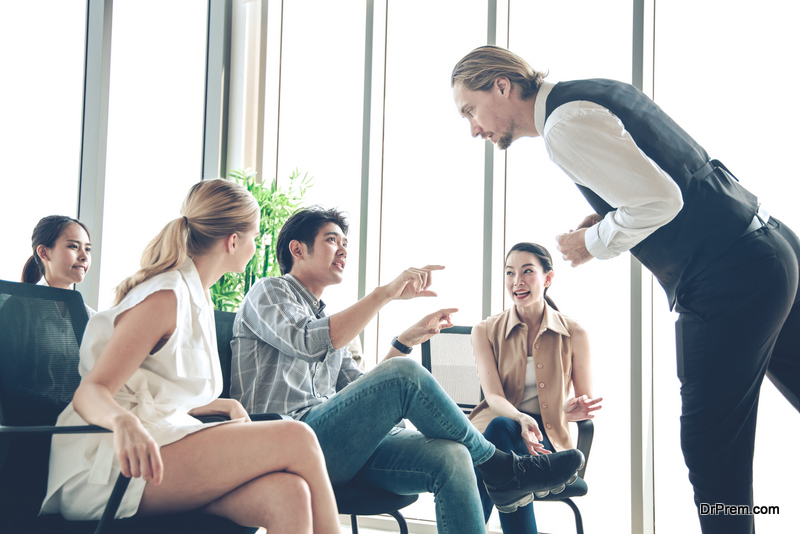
[544,101,684,259]
[238,278,333,363]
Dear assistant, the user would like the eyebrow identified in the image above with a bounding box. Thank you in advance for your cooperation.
[459,103,470,115]
[323,231,347,243]
[65,239,90,245]
[505,263,536,269]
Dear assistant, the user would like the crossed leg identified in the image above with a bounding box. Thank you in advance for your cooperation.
[137,419,340,534]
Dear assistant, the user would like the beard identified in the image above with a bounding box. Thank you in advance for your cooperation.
[496,119,515,150]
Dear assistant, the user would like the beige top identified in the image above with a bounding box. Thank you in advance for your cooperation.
[469,304,577,452]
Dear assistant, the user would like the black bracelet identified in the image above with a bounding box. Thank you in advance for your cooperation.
[391,336,413,354]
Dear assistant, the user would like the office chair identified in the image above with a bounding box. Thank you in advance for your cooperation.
[421,325,593,534]
[0,280,258,534]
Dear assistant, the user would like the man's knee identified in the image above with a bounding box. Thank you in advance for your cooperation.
[430,440,476,486]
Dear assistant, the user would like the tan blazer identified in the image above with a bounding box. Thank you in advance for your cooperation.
[469,304,577,452]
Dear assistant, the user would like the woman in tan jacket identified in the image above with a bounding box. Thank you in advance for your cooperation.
[470,242,602,533]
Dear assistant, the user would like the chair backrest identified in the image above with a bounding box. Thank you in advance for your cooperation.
[214,309,237,399]
[421,326,481,414]
[0,279,90,521]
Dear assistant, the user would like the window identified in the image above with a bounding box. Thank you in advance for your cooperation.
[653,2,799,531]
[97,0,208,309]
[0,0,86,283]
[504,1,634,531]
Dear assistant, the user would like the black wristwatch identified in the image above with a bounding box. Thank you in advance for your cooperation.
[391,336,413,354]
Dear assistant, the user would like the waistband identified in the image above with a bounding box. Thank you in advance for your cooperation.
[741,205,770,237]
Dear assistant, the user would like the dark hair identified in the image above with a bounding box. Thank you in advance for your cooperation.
[276,206,349,275]
[452,46,547,101]
[22,216,92,284]
[506,242,558,311]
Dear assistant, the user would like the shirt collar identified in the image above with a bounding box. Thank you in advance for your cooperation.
[533,81,556,138]
[284,273,327,314]
[177,257,209,310]
[36,277,49,287]
[504,301,571,339]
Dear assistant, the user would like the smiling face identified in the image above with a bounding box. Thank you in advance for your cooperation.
[504,250,553,310]
[454,78,517,150]
[37,223,92,289]
[290,221,348,296]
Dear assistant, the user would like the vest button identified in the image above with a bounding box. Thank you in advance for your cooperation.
[538,382,546,389]
[534,343,540,349]
[541,402,548,409]
[546,423,552,429]
[536,363,543,369]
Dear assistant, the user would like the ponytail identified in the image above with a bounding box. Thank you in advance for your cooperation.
[113,179,259,305]
[113,218,188,305]
[21,255,43,284]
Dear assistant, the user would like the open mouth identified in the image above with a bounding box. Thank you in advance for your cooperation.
[514,290,530,299]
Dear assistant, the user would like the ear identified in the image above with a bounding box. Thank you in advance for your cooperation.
[545,270,555,287]
[36,244,49,261]
[289,239,305,261]
[224,233,238,254]
[495,77,511,97]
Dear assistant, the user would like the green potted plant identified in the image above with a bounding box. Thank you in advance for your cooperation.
[211,168,312,311]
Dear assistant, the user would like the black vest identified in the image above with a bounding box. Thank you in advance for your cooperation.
[544,79,757,307]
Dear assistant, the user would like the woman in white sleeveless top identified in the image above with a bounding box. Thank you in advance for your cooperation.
[40,179,339,534]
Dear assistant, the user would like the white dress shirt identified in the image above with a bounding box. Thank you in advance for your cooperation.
[533,81,685,259]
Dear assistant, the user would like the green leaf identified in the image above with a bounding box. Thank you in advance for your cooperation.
[209,167,313,310]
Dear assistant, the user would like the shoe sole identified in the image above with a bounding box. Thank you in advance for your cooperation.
[565,452,586,486]
[495,491,534,513]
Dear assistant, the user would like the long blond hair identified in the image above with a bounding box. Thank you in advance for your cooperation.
[451,45,546,100]
[113,179,259,305]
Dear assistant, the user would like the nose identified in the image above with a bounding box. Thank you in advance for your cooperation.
[470,121,482,138]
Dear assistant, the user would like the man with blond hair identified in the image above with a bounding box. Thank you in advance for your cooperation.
[452,45,800,534]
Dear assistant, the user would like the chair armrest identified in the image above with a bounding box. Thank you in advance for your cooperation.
[250,413,292,421]
[574,419,594,480]
[194,413,290,424]
[0,423,110,435]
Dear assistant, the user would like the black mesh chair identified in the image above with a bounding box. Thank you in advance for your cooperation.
[215,310,419,534]
[0,280,258,534]
[422,326,593,534]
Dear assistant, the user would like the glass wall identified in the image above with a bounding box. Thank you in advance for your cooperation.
[379,0,488,358]
[0,0,86,283]
[97,0,208,310]
[504,1,634,531]
[271,0,367,315]
[653,2,799,532]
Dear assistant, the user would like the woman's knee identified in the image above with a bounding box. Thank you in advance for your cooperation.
[484,417,520,449]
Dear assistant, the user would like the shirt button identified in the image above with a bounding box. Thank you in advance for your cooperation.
[546,423,552,429]
[538,382,546,389]
[536,363,543,369]
[541,402,548,409]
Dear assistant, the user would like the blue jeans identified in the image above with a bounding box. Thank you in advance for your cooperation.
[476,416,550,534]
[301,357,496,534]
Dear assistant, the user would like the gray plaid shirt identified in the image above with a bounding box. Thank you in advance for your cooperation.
[230,274,363,419]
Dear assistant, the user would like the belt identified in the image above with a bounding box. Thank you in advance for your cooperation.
[741,205,770,237]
